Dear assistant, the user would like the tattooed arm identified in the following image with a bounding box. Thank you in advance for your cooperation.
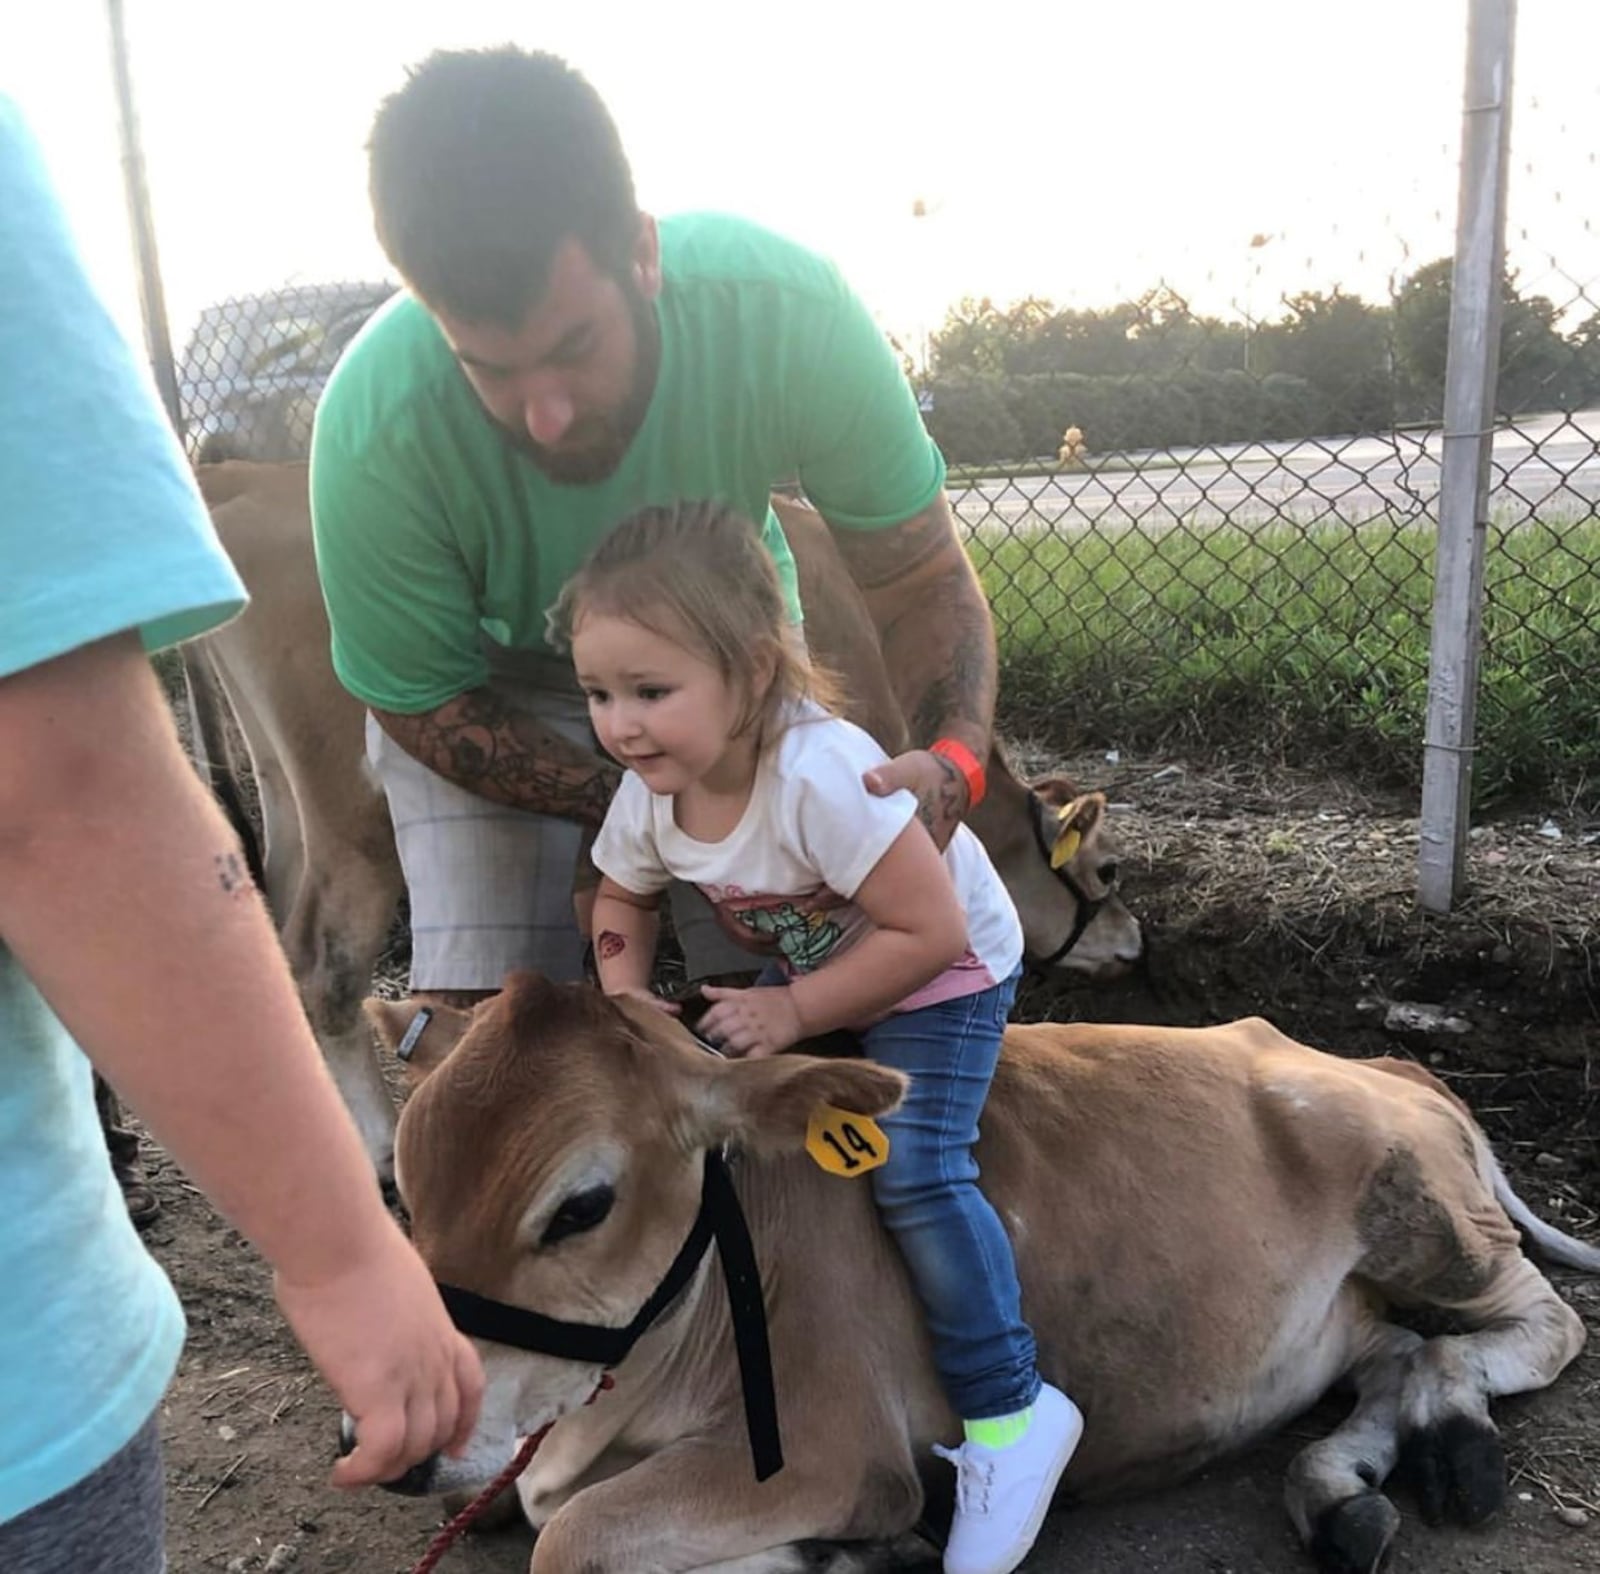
[373,687,620,828]
[827,491,998,844]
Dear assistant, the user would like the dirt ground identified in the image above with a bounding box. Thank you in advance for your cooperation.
[145,749,1600,1574]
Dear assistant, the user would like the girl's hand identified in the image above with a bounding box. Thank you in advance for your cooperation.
[606,985,681,1018]
[698,984,804,1058]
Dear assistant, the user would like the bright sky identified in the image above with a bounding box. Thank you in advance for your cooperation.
[3,1,1597,367]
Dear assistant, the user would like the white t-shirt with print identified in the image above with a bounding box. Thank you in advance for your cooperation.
[592,704,1023,1012]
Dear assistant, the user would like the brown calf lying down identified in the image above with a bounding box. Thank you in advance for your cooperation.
[367,976,1598,1574]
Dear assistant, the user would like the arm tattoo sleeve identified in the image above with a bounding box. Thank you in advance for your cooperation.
[830,496,998,752]
[828,505,951,591]
[901,568,996,748]
[374,688,620,827]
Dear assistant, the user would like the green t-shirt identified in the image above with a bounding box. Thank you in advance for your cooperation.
[310,212,945,713]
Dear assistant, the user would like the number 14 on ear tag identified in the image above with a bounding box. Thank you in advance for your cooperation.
[805,1104,889,1177]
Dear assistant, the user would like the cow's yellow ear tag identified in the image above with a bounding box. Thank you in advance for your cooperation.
[805,1105,889,1177]
[1050,827,1082,869]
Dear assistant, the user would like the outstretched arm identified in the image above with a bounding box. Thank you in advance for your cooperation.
[0,633,484,1488]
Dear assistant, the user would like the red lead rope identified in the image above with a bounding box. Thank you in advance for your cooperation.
[407,1374,615,1574]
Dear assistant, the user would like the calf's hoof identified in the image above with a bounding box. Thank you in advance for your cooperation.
[1309,1489,1399,1574]
[1399,1414,1505,1527]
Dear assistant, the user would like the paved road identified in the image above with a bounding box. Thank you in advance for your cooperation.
[952,408,1600,532]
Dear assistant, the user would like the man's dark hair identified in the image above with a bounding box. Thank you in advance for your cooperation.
[368,47,639,325]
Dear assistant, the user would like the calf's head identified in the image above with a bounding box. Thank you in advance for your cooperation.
[972,760,1143,978]
[367,974,904,1493]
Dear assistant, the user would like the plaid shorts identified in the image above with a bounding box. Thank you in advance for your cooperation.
[366,680,752,991]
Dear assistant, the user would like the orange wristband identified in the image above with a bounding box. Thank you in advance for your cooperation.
[930,738,986,811]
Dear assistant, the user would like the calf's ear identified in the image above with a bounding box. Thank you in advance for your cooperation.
[1031,784,1105,866]
[686,1054,906,1156]
[363,997,476,1084]
[1030,774,1080,808]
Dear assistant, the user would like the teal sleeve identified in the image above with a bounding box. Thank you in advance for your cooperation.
[0,98,244,680]
[792,262,947,530]
[309,431,489,713]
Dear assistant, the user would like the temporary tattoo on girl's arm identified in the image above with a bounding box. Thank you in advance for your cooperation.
[597,930,627,960]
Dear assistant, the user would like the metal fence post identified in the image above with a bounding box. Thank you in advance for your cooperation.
[106,0,185,440]
[1417,0,1517,913]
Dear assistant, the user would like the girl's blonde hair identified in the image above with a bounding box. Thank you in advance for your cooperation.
[547,498,843,738]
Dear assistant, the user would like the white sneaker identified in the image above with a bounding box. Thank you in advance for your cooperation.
[933,1384,1084,1574]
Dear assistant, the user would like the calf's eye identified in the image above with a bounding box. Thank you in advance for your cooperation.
[541,1184,616,1246]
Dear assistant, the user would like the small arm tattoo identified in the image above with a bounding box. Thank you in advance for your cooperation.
[597,930,627,961]
[917,753,967,838]
[214,850,251,898]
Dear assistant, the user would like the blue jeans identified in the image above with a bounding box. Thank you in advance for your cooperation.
[860,967,1039,1420]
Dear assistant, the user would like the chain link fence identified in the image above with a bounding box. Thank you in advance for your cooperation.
[140,7,1597,820]
[175,281,395,462]
[933,48,1598,813]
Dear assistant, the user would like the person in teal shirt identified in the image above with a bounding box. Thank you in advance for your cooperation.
[0,98,482,1570]
[311,46,1002,1011]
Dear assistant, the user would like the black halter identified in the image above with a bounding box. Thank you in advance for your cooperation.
[436,1146,783,1481]
[1024,795,1108,971]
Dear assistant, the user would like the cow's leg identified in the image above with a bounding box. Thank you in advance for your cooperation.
[254,747,304,925]
[280,854,403,1181]
[698,1540,936,1574]
[199,656,397,1174]
[514,1426,635,1530]
[684,1555,809,1574]
[1395,1255,1585,1527]
[528,1438,920,1574]
[1355,1147,1588,1530]
[1284,1320,1421,1574]
[793,1538,939,1573]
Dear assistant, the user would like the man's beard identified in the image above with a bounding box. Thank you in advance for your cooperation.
[494,280,661,485]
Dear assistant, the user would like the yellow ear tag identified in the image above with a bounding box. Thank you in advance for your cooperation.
[1050,827,1082,869]
[805,1104,889,1177]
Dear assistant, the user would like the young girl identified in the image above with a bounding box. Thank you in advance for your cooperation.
[549,499,1082,1574]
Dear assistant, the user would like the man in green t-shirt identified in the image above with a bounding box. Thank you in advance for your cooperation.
[311,46,999,1004]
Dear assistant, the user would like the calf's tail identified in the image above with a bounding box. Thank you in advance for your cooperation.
[1483,1141,1600,1272]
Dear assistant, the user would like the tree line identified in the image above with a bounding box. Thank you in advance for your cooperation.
[919,258,1600,464]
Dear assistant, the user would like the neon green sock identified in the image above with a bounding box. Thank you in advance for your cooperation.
[964,1405,1033,1449]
